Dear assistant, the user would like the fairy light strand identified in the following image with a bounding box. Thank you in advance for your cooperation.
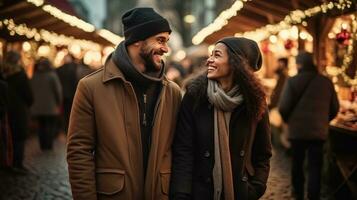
[0,19,101,50]
[192,0,250,45]
[235,0,353,42]
[339,14,357,86]
[23,1,123,45]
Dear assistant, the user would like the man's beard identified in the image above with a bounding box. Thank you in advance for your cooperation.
[139,46,162,73]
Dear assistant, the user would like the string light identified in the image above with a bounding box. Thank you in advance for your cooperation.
[235,0,353,42]
[326,14,356,86]
[42,5,95,32]
[192,0,248,45]
[27,0,95,32]
[22,41,31,51]
[25,0,122,44]
[97,29,123,45]
[27,0,44,7]
[339,14,356,86]
[1,19,101,50]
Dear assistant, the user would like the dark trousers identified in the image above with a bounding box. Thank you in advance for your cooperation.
[63,99,73,133]
[37,116,57,150]
[8,115,28,168]
[290,139,324,200]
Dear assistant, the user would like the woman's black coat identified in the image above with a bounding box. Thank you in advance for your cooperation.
[170,81,272,200]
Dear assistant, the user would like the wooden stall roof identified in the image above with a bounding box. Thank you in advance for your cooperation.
[202,0,356,44]
[0,0,112,46]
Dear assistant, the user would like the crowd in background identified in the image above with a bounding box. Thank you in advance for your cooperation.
[0,50,94,173]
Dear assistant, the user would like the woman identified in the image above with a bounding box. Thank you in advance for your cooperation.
[31,57,62,150]
[170,37,272,200]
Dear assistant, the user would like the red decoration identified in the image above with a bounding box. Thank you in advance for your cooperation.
[260,41,270,54]
[336,29,350,45]
[284,39,294,50]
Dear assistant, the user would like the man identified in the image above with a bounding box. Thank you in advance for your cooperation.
[67,7,182,200]
[279,51,339,200]
[269,57,288,109]
[56,54,78,133]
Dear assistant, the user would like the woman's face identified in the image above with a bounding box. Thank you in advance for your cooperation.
[207,43,232,82]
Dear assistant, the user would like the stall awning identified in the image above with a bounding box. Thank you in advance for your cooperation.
[195,0,356,44]
[0,0,122,48]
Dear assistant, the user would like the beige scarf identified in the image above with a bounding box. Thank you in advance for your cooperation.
[207,80,243,200]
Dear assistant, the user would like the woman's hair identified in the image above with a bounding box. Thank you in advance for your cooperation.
[187,44,266,121]
[226,47,266,121]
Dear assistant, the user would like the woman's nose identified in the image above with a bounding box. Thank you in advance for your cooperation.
[207,56,214,63]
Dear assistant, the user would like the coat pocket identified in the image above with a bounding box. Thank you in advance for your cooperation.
[160,170,171,195]
[96,168,125,195]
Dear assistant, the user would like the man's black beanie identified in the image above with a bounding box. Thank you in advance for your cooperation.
[217,37,262,71]
[122,7,171,46]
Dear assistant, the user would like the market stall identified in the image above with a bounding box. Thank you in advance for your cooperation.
[0,0,122,72]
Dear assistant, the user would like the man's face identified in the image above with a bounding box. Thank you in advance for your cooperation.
[139,32,170,72]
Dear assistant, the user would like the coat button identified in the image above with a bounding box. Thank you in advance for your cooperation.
[240,150,245,157]
[242,176,248,182]
[108,73,113,77]
[204,151,210,158]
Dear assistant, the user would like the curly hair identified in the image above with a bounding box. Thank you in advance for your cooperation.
[226,47,266,121]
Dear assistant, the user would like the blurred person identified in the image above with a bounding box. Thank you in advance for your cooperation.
[2,51,33,171]
[269,57,290,149]
[166,62,185,86]
[166,66,182,85]
[31,58,62,150]
[0,71,8,121]
[76,59,95,81]
[0,73,7,119]
[278,51,339,200]
[180,57,194,76]
[269,57,289,109]
[170,37,272,200]
[0,71,12,168]
[56,54,78,133]
[67,7,181,200]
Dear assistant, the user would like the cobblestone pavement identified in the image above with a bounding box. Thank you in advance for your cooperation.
[0,135,329,200]
[261,148,294,200]
[0,134,72,200]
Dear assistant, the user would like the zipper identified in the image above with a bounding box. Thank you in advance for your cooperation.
[151,84,164,126]
[143,94,147,126]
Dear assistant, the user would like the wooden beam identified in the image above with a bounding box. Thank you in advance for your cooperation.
[231,14,267,28]
[252,1,290,14]
[0,1,29,15]
[298,0,319,9]
[12,9,43,22]
[225,22,253,32]
[28,17,59,29]
[238,9,269,26]
[266,14,275,24]
[244,4,285,23]
[229,21,255,30]
[44,23,72,32]
[291,0,299,9]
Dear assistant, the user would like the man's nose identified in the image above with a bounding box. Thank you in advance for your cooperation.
[160,44,169,53]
